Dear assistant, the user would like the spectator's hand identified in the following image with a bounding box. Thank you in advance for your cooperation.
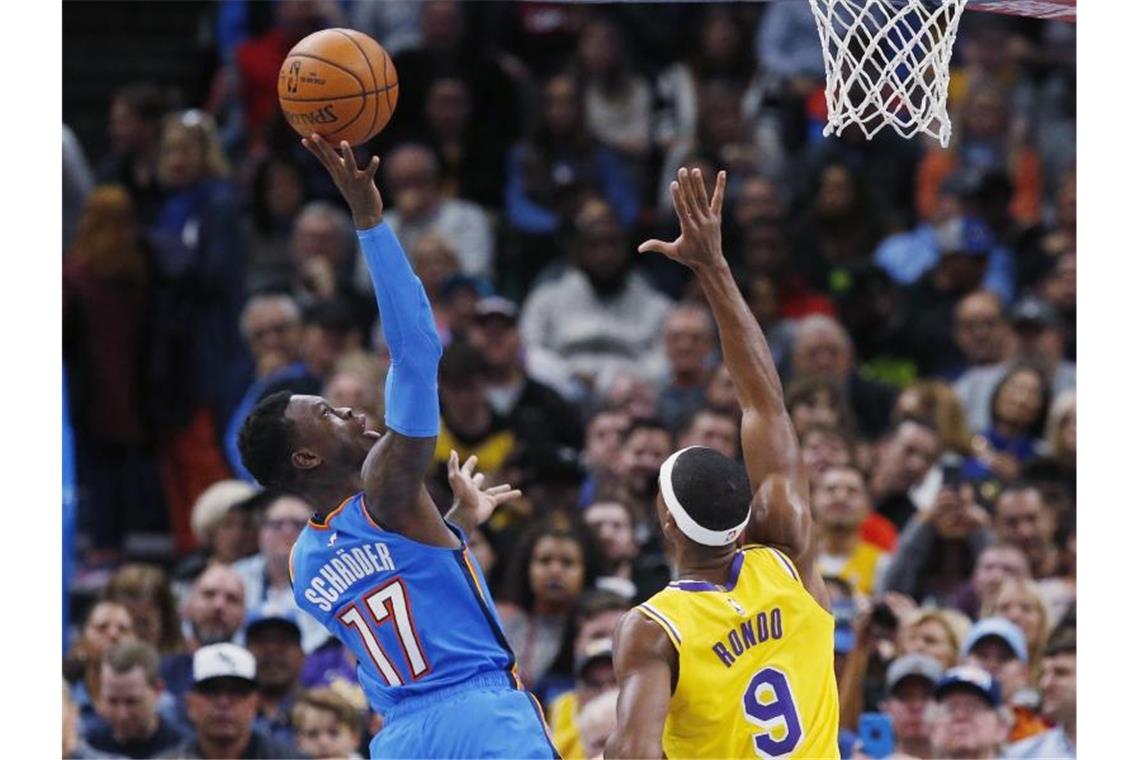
[303,134,383,230]
[985,451,1021,482]
[639,168,726,271]
[447,451,521,526]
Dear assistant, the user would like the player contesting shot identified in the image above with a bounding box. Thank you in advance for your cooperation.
[237,134,557,759]
[605,168,840,759]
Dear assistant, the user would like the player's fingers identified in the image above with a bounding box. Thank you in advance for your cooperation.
[683,169,706,222]
[485,484,512,495]
[674,171,697,222]
[364,155,381,180]
[447,450,459,476]
[494,489,523,505]
[340,141,359,173]
[670,181,696,233]
[312,134,342,171]
[472,473,486,489]
[462,455,479,477]
[637,239,672,255]
[711,170,727,217]
[692,168,712,219]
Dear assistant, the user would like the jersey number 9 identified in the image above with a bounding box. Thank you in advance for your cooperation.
[742,667,803,758]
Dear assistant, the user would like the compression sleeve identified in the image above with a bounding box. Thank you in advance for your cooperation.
[357,222,442,437]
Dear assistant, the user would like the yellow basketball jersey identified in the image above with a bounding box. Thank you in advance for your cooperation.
[638,545,839,759]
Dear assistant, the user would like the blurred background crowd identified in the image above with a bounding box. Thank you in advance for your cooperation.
[62,1,1076,758]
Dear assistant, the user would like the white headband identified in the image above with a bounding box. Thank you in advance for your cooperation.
[658,447,750,547]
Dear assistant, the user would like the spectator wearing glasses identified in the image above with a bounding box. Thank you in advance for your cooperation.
[233,494,328,654]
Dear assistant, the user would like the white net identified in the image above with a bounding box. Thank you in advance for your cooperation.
[808,0,969,147]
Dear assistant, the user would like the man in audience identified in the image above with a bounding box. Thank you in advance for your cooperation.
[1006,625,1076,759]
[880,653,943,760]
[812,465,891,595]
[88,642,186,758]
[167,642,294,759]
[947,542,1031,619]
[960,617,1047,743]
[869,419,943,530]
[994,484,1058,579]
[675,405,740,460]
[655,303,717,429]
[291,688,365,760]
[929,666,1009,760]
[246,615,306,751]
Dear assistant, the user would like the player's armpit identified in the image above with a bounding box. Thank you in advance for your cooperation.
[606,610,677,760]
[361,431,459,549]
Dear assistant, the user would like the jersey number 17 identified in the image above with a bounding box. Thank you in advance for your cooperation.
[339,578,430,686]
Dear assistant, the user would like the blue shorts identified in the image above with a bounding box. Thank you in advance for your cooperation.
[370,674,558,759]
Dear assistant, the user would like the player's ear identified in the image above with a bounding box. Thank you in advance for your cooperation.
[292,449,322,471]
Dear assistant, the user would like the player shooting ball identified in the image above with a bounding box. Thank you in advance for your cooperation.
[605,168,840,759]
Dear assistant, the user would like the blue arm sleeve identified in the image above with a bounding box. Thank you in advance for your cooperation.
[357,222,443,437]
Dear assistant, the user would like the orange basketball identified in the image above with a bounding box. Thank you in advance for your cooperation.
[278,28,399,146]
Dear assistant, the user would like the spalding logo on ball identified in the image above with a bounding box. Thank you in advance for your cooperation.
[278,28,399,146]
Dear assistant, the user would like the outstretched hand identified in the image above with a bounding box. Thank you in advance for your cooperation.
[447,451,521,527]
[302,134,384,230]
[639,167,727,271]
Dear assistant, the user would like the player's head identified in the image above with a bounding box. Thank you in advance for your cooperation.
[655,446,752,558]
[238,390,381,493]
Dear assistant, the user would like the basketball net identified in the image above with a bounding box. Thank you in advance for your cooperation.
[808,0,969,147]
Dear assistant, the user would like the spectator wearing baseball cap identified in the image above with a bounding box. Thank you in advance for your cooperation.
[961,616,1049,743]
[467,295,585,485]
[880,654,943,759]
[245,615,305,752]
[164,643,296,759]
[1005,625,1076,759]
[929,665,1009,760]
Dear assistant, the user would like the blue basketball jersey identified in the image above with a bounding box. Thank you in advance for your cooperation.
[290,493,521,716]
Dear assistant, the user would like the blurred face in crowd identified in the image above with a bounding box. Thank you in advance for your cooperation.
[584,502,637,566]
[605,375,658,420]
[421,0,464,51]
[468,529,496,578]
[295,705,361,759]
[747,275,779,327]
[1039,651,1076,727]
[801,427,853,481]
[931,689,1007,759]
[244,297,303,369]
[247,626,304,694]
[1042,253,1076,313]
[543,75,582,138]
[743,225,788,277]
[972,545,1030,603]
[965,638,1029,699]
[881,677,936,743]
[991,582,1045,650]
[812,466,870,532]
[579,20,622,78]
[387,145,441,219]
[440,372,488,431]
[876,421,942,494]
[158,124,206,189]
[292,209,350,267]
[962,84,1009,139]
[530,536,586,610]
[620,428,672,498]
[412,236,460,299]
[109,96,158,155]
[323,371,381,431]
[816,165,856,219]
[994,488,1050,573]
[264,160,305,220]
[700,8,741,66]
[697,83,743,146]
[117,597,163,652]
[301,322,358,379]
[678,410,739,460]
[992,368,1045,432]
[84,602,136,660]
[577,610,626,653]
[98,664,160,744]
[425,77,471,139]
[186,679,259,748]
[1013,321,1064,364]
[213,508,258,564]
[901,617,957,669]
[705,364,740,418]
[792,321,852,379]
[790,387,844,436]
[953,292,1008,365]
[573,199,629,292]
[469,315,521,374]
[261,497,311,567]
[584,410,630,475]
[664,307,716,382]
[186,565,246,646]
[1055,403,1076,461]
[735,177,785,228]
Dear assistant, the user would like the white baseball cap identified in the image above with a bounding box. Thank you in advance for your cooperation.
[192,643,257,688]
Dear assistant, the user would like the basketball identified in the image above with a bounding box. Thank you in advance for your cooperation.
[278,28,399,146]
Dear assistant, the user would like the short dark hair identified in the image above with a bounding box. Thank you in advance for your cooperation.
[667,447,752,532]
[114,83,169,122]
[238,391,298,490]
[678,405,737,437]
[102,641,161,685]
[438,340,488,385]
[1044,624,1076,658]
[303,299,357,333]
[621,417,672,446]
[576,590,633,623]
[989,363,1052,439]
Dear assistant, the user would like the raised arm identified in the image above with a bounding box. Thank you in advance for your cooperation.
[640,168,827,609]
[605,610,677,759]
[303,135,450,546]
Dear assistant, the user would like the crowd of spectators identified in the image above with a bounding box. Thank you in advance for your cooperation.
[63,1,1076,758]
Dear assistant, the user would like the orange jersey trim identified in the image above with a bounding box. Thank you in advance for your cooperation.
[308,495,354,530]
